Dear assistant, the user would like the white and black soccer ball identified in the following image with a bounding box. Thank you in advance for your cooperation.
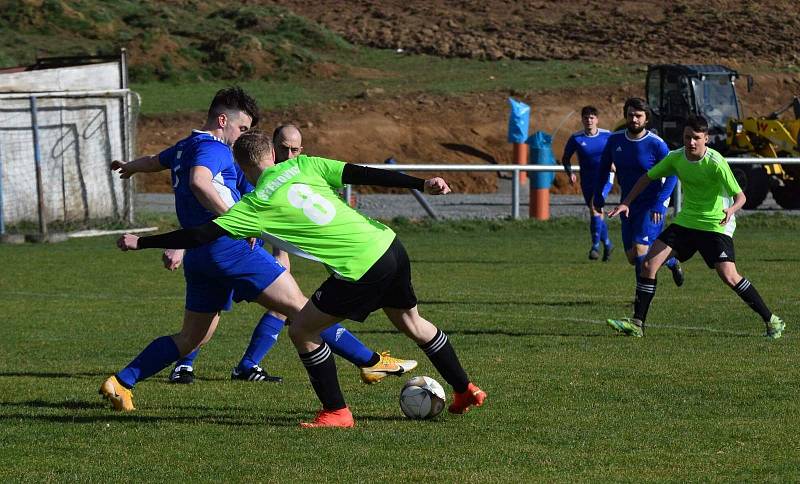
[399,376,446,419]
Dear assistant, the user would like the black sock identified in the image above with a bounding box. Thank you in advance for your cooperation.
[633,277,657,324]
[363,352,381,368]
[419,330,469,393]
[299,343,346,411]
[734,278,772,322]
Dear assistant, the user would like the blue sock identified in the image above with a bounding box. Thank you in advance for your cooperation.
[665,257,678,269]
[116,336,180,388]
[634,254,646,279]
[599,218,611,246]
[174,349,199,369]
[237,314,285,372]
[321,323,375,367]
[590,215,601,249]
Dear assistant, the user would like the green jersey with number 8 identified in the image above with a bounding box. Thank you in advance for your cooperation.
[214,155,396,281]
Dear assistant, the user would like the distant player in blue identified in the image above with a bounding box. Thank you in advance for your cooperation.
[593,97,684,285]
[101,88,416,411]
[561,105,614,261]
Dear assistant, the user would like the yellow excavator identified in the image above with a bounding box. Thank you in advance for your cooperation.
[727,97,800,209]
[645,65,800,209]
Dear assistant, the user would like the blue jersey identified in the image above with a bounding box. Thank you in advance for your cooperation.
[158,130,256,256]
[563,128,612,182]
[595,130,676,213]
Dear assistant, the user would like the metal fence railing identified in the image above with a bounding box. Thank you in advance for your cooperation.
[345,158,800,219]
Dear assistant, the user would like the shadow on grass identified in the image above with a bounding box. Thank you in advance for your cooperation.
[0,403,408,426]
[419,299,594,307]
[353,328,608,338]
[0,371,108,379]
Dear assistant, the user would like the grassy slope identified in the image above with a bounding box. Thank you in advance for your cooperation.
[0,218,798,481]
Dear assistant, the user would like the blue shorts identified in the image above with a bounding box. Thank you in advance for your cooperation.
[581,172,614,208]
[183,243,285,313]
[620,208,664,251]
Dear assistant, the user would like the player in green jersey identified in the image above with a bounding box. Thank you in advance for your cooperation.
[606,116,785,338]
[117,130,487,427]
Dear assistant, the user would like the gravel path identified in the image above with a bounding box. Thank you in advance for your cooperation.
[136,186,799,221]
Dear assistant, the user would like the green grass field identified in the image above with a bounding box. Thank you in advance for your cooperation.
[1,217,799,482]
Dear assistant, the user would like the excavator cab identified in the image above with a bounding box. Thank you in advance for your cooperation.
[646,64,741,151]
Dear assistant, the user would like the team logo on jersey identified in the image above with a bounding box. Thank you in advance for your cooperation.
[580,142,587,146]
[642,236,649,242]
[616,146,623,152]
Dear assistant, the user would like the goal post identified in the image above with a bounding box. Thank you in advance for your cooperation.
[0,51,139,236]
[0,89,140,234]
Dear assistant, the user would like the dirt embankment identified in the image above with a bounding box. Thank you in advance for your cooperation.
[137,0,800,194]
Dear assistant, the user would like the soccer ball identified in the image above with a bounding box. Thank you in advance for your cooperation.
[399,376,446,419]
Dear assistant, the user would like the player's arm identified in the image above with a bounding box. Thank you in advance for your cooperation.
[721,191,746,225]
[189,166,232,215]
[117,222,229,251]
[110,155,163,179]
[608,174,651,218]
[561,136,578,185]
[719,159,746,225]
[273,247,291,271]
[341,164,450,195]
[592,143,614,209]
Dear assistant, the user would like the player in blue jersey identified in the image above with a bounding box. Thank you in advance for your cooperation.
[561,105,614,261]
[100,89,416,411]
[593,98,684,285]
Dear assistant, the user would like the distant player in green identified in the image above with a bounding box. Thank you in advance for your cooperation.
[606,116,785,338]
[117,130,486,427]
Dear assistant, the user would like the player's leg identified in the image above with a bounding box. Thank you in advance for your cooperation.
[581,179,602,260]
[287,300,354,428]
[230,310,286,382]
[382,306,486,414]
[598,173,614,261]
[101,310,220,411]
[706,236,784,338]
[607,240,673,338]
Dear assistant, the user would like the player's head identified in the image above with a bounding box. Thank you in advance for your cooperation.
[683,115,709,158]
[207,87,260,146]
[272,124,303,163]
[580,105,599,132]
[623,97,650,135]
[233,130,275,184]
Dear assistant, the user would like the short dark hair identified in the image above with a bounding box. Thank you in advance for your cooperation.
[581,105,599,117]
[685,115,709,133]
[623,97,651,120]
[208,86,260,127]
[233,130,272,168]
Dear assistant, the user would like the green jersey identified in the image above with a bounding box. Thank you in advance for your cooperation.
[647,147,741,235]
[214,155,396,281]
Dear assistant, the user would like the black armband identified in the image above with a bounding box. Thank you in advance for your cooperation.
[138,222,229,249]
[342,163,425,191]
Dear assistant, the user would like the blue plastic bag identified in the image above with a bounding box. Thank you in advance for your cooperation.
[507,98,530,144]
[527,131,556,189]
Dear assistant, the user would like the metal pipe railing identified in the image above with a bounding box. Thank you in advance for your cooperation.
[344,158,800,219]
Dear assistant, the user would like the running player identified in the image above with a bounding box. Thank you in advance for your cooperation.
[593,97,684,284]
[116,130,487,427]
[561,105,614,261]
[606,115,785,338]
[101,90,415,411]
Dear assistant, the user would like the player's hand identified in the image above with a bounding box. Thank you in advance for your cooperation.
[117,233,140,251]
[650,210,663,224]
[607,204,629,218]
[110,160,134,179]
[162,249,184,270]
[247,237,258,250]
[720,208,734,225]
[424,177,451,195]
[568,173,577,185]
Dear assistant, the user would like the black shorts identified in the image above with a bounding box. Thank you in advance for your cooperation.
[657,224,736,268]
[311,237,418,322]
